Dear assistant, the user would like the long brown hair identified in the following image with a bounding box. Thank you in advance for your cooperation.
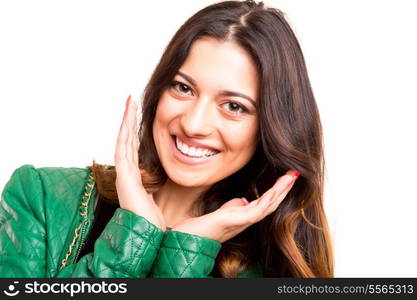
[85,0,333,277]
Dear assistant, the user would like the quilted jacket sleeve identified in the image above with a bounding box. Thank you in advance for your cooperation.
[149,230,264,278]
[150,229,222,278]
[0,165,164,278]
[0,165,47,277]
[56,208,164,278]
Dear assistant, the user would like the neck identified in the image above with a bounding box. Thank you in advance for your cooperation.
[153,179,208,228]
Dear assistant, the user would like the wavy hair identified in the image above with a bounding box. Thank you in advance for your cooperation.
[85,0,333,277]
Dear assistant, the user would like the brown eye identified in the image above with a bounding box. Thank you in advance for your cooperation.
[221,101,248,116]
[170,81,194,96]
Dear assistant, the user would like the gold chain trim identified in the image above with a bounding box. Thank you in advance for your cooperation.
[59,172,95,270]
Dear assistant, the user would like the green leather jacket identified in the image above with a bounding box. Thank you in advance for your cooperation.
[0,165,262,278]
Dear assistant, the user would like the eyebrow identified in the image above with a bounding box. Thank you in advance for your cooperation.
[177,71,256,107]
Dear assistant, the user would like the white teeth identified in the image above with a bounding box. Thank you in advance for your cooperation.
[189,147,196,156]
[175,136,217,158]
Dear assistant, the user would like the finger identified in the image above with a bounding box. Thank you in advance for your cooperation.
[260,170,299,218]
[115,96,131,171]
[125,96,137,165]
[115,122,128,169]
[132,101,139,166]
[220,198,249,209]
[270,170,298,194]
[129,98,139,166]
[252,171,296,208]
[266,177,296,213]
[270,170,299,202]
[234,191,274,225]
[134,100,139,165]
[115,96,130,161]
[133,125,139,166]
[244,178,280,209]
[244,170,299,222]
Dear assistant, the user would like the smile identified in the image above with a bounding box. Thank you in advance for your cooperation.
[171,135,220,165]
[175,136,217,158]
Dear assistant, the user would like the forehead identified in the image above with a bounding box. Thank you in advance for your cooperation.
[179,37,259,101]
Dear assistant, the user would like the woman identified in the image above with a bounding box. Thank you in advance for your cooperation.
[0,0,333,277]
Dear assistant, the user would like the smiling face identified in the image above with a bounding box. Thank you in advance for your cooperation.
[152,37,259,188]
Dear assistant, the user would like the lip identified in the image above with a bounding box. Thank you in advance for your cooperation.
[171,135,220,166]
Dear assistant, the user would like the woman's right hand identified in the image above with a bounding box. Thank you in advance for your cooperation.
[114,95,166,231]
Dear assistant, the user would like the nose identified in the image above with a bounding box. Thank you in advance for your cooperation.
[180,96,215,137]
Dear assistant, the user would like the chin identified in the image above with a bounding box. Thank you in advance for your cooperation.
[165,168,215,188]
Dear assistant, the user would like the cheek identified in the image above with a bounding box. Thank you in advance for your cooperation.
[224,120,258,156]
[154,95,171,125]
[153,98,171,152]
[153,94,179,132]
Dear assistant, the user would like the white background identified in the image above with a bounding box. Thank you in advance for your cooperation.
[0,0,416,277]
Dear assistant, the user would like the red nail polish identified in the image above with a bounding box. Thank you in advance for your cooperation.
[294,171,300,179]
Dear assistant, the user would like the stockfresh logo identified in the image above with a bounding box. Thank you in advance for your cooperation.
[3,281,20,297]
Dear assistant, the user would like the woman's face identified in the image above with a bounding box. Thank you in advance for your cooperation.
[153,37,259,188]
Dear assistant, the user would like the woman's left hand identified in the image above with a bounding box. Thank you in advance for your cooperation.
[171,170,299,243]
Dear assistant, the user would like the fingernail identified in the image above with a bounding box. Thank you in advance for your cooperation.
[288,171,300,185]
[241,197,249,205]
[293,171,300,179]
